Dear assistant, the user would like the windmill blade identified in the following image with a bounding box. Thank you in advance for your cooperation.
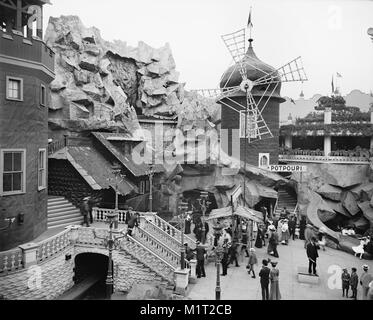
[256,82,280,114]
[254,56,308,86]
[191,86,241,101]
[221,28,248,81]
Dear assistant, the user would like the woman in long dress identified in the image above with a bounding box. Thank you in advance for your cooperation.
[352,237,369,259]
[269,261,281,300]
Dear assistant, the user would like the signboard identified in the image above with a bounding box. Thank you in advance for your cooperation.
[268,164,307,172]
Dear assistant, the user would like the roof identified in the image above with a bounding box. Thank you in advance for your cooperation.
[50,146,137,196]
[207,205,263,223]
[97,132,144,142]
[92,132,164,177]
[219,41,284,101]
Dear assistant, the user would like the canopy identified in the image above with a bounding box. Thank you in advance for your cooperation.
[207,205,263,223]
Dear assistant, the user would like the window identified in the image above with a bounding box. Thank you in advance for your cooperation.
[239,110,258,139]
[259,153,270,168]
[6,77,23,101]
[40,84,46,106]
[1,149,26,195]
[38,149,46,190]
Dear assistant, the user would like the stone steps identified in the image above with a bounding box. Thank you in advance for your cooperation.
[47,196,83,229]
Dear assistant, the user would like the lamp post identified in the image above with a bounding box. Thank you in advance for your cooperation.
[198,191,211,244]
[92,211,125,300]
[178,200,189,270]
[145,165,155,213]
[213,224,224,300]
[108,164,126,229]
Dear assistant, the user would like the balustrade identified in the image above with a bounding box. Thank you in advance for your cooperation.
[0,249,23,274]
[36,229,71,262]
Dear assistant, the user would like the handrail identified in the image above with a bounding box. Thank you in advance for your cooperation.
[279,154,370,164]
[36,228,71,262]
[273,195,279,219]
[0,248,23,274]
[153,215,196,247]
[48,138,66,155]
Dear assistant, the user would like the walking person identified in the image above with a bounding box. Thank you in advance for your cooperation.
[360,264,373,300]
[341,268,351,298]
[221,239,230,276]
[195,241,206,278]
[281,219,290,245]
[349,267,359,299]
[288,214,297,241]
[306,236,320,276]
[126,212,139,237]
[267,225,279,258]
[259,259,271,300]
[241,229,250,257]
[269,261,281,300]
[184,212,192,235]
[229,240,240,267]
[246,248,258,278]
[80,197,91,227]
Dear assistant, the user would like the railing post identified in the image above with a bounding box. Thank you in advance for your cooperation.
[19,243,39,268]
[188,259,197,284]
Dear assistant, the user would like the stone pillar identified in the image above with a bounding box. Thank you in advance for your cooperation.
[287,113,293,125]
[188,259,197,284]
[174,268,189,296]
[285,135,293,149]
[19,243,39,268]
[324,107,332,156]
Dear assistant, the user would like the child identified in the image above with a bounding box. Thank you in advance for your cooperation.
[341,268,351,298]
[246,248,258,278]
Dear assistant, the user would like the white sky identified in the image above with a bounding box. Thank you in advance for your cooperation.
[44,0,373,99]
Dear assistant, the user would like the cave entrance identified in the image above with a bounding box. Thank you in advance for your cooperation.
[182,189,218,221]
[254,197,277,219]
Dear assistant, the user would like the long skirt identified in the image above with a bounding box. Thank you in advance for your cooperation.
[269,281,281,300]
[267,242,275,254]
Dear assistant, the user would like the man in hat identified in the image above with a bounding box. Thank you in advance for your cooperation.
[194,241,206,278]
[126,212,139,237]
[341,268,351,298]
[259,259,271,300]
[349,267,359,299]
[306,236,319,276]
[304,223,315,249]
[360,264,373,300]
[80,197,91,227]
[185,242,194,262]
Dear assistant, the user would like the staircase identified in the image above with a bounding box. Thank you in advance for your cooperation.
[274,188,298,217]
[47,196,83,229]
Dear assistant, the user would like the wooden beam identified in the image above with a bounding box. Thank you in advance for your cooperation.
[16,0,21,31]
[0,0,17,10]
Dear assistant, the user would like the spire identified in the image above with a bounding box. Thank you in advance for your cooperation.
[247,6,253,42]
[300,90,304,98]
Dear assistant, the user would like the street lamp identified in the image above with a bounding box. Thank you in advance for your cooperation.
[178,200,189,270]
[92,212,125,300]
[145,165,155,213]
[198,191,211,244]
[0,209,16,232]
[108,163,126,229]
[213,224,224,300]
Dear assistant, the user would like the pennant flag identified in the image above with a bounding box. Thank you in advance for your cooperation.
[247,7,253,28]
[290,98,296,105]
[336,72,342,78]
[331,76,335,94]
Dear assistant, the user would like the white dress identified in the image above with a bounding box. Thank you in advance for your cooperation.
[352,239,367,255]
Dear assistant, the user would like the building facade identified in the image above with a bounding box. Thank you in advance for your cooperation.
[0,0,55,251]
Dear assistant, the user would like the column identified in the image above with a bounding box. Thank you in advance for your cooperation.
[36,5,43,38]
[19,243,39,268]
[324,107,332,156]
[370,106,373,150]
[285,135,293,149]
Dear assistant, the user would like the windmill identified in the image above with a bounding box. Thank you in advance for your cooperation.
[192,8,308,144]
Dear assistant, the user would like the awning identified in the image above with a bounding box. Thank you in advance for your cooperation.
[207,205,263,223]
[66,146,137,196]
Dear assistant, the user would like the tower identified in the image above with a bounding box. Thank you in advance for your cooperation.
[0,0,55,250]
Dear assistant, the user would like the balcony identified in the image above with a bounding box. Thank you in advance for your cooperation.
[279,148,372,164]
[0,29,55,77]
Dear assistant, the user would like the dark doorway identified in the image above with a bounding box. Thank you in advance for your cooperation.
[72,253,111,300]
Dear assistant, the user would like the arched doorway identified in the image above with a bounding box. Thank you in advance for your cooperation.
[72,253,110,300]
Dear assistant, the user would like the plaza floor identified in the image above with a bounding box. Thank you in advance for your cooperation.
[186,238,373,300]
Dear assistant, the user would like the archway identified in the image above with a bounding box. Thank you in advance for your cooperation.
[73,253,110,300]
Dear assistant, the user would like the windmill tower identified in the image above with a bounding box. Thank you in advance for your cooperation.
[194,9,307,169]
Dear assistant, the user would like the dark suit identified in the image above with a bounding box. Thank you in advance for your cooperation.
[306,242,319,275]
[259,266,270,300]
[194,246,206,277]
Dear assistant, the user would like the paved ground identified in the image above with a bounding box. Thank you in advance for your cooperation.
[187,238,373,300]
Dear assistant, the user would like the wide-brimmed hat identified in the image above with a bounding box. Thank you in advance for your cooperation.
[363,264,369,270]
[271,261,278,267]
[249,248,255,252]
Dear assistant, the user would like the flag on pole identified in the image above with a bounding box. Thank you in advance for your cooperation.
[247,7,253,28]
[331,76,335,94]
[336,72,342,78]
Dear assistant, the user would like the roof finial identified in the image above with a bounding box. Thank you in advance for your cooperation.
[247,6,253,44]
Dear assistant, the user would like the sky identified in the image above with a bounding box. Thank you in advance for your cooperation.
[43,0,373,99]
